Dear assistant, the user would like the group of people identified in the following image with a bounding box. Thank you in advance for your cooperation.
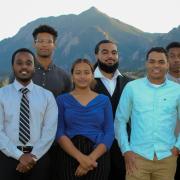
[0,24,179,180]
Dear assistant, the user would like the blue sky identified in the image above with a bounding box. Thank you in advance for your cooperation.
[0,0,179,40]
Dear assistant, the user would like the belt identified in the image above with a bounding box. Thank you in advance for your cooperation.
[17,146,33,153]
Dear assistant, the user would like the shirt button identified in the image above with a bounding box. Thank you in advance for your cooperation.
[42,83,45,86]
[43,73,46,75]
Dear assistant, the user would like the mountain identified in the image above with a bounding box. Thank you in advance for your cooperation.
[0,7,180,77]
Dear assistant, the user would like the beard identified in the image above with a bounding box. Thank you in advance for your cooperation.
[97,59,119,73]
[15,76,32,85]
[14,71,34,84]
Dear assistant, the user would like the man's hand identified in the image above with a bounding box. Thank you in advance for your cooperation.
[124,151,138,175]
[16,153,37,173]
[16,162,30,173]
[171,146,179,157]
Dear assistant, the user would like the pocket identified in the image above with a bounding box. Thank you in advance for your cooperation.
[133,100,153,113]
[159,97,177,114]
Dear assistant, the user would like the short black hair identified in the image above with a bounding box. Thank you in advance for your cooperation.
[32,24,58,41]
[94,39,116,54]
[146,47,168,60]
[166,41,180,52]
[12,48,35,65]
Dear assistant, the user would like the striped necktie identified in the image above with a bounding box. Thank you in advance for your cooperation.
[19,88,30,145]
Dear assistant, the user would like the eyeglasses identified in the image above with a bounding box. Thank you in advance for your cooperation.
[35,39,54,44]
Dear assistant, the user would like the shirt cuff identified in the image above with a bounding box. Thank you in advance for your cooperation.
[121,145,131,154]
[13,149,24,160]
[175,143,180,151]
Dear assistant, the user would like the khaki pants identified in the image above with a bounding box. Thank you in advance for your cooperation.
[126,155,177,180]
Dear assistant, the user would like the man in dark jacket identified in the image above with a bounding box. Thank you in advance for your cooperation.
[93,40,131,180]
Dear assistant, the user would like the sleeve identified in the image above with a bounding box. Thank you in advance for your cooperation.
[0,95,23,160]
[175,93,180,149]
[99,97,115,150]
[55,96,65,139]
[114,83,133,154]
[31,92,58,160]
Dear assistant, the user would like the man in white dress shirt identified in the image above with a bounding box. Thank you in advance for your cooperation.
[0,48,58,180]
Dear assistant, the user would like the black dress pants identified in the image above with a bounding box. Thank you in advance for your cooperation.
[56,135,110,180]
[0,151,50,180]
[48,142,59,180]
[108,139,126,180]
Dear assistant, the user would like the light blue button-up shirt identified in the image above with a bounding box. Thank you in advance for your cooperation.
[0,80,58,160]
[115,77,180,160]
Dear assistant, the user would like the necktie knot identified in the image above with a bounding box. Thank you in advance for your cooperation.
[20,88,29,95]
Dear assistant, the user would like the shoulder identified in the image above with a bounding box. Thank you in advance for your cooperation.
[121,78,145,95]
[120,74,133,81]
[166,79,180,92]
[54,65,71,85]
[125,77,144,87]
[118,74,133,88]
[98,93,109,99]
[96,94,111,104]
[56,93,70,101]
[0,84,13,94]
[33,84,54,97]
[0,84,14,102]
[167,79,180,87]
[54,65,70,76]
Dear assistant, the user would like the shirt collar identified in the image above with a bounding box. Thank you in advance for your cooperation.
[35,60,54,71]
[145,76,167,88]
[13,79,34,92]
[94,66,122,80]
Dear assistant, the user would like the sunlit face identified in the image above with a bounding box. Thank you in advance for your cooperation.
[146,51,169,84]
[96,43,118,66]
[34,32,55,58]
[168,47,180,74]
[13,52,34,85]
[72,62,93,89]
